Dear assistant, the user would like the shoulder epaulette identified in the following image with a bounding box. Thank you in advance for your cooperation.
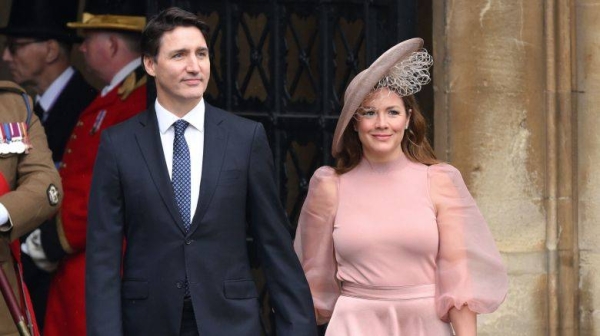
[0,81,33,127]
[117,66,147,101]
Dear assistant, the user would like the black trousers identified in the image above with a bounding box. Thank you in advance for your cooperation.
[180,298,199,336]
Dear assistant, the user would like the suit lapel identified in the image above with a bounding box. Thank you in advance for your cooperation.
[189,104,228,234]
[134,108,187,233]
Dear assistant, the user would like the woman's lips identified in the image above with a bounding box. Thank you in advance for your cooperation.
[371,134,392,140]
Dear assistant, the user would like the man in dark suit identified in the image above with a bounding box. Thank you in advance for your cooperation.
[86,7,316,336]
[0,0,96,329]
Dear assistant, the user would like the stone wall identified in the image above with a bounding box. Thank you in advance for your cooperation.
[433,0,581,334]
[577,0,600,334]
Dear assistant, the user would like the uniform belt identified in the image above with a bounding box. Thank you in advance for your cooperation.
[341,282,435,301]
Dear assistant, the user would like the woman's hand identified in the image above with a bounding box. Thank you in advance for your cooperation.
[449,305,477,336]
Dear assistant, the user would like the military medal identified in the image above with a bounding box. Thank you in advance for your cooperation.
[19,122,31,153]
[0,122,31,155]
[0,123,12,154]
[10,123,25,153]
[0,124,8,154]
[90,109,107,135]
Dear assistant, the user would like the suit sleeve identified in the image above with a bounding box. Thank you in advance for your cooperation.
[86,130,124,336]
[0,113,62,241]
[246,123,317,336]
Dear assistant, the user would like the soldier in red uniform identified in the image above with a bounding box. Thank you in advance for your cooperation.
[22,1,148,335]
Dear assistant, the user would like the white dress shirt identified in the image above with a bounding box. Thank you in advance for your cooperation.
[101,58,142,97]
[155,99,205,221]
[36,66,75,116]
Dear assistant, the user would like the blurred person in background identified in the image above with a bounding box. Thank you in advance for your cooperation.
[0,81,62,336]
[22,0,148,335]
[0,0,96,330]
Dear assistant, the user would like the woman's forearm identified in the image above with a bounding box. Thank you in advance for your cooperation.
[449,306,477,336]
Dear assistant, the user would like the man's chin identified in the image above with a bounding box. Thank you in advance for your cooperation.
[9,73,24,85]
[15,78,37,91]
[183,91,205,100]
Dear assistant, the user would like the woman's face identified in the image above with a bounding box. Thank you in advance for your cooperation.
[354,88,410,163]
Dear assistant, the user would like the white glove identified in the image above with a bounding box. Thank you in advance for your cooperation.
[21,229,58,272]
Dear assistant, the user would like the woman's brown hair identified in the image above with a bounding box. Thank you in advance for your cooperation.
[334,92,438,174]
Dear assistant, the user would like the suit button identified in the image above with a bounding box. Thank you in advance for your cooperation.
[176,282,183,289]
[77,121,83,127]
[66,148,72,154]
[60,163,66,169]
[71,134,77,139]
[185,239,193,245]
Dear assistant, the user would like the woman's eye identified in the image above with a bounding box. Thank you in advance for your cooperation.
[388,110,400,116]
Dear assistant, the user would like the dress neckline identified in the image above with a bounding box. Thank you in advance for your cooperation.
[359,152,410,174]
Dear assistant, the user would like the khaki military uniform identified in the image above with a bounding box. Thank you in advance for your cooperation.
[0,81,62,336]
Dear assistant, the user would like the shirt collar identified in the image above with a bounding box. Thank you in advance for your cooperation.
[155,98,205,134]
[36,67,75,111]
[101,58,142,97]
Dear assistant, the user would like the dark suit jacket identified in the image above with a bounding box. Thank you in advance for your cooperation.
[43,70,97,163]
[86,103,317,336]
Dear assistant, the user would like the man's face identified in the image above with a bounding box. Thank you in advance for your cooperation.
[79,31,113,83]
[2,38,48,86]
[144,26,210,111]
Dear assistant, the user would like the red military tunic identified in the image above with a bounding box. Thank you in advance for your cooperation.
[43,71,146,336]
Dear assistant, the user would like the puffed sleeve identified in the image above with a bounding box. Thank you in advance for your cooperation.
[429,163,508,322]
[294,166,340,325]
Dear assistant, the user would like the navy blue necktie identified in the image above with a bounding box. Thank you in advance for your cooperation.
[172,120,191,232]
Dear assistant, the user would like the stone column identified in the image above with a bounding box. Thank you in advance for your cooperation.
[577,0,600,335]
[433,0,578,335]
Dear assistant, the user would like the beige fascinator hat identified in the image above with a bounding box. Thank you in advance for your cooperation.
[332,37,433,157]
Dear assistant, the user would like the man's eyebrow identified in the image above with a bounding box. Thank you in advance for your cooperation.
[169,48,189,55]
[168,46,209,53]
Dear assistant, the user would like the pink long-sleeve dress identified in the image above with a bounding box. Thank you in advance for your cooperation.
[294,154,508,335]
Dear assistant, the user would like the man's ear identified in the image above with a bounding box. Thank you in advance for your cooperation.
[143,55,156,77]
[108,34,119,57]
[44,40,60,64]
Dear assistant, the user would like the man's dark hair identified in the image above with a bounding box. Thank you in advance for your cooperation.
[141,7,210,60]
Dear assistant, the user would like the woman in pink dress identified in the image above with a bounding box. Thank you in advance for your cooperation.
[294,38,508,335]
